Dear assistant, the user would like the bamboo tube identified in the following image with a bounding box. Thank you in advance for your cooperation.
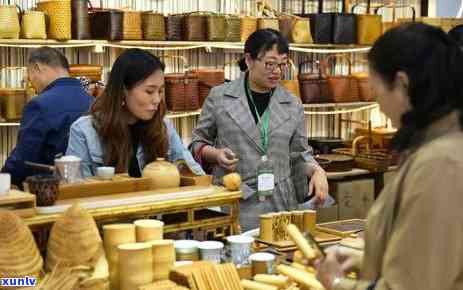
[103,223,136,290]
[118,243,153,290]
[134,219,164,242]
[302,210,316,234]
[276,265,324,290]
[285,224,316,260]
[241,279,278,290]
[291,211,304,232]
[253,274,289,289]
[259,214,273,242]
[148,239,175,281]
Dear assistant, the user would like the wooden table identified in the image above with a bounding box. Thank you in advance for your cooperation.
[24,186,242,249]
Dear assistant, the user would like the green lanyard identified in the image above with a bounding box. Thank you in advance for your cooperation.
[245,80,272,154]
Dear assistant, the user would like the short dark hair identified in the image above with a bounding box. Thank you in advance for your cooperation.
[28,46,69,70]
[368,23,463,152]
[238,29,289,71]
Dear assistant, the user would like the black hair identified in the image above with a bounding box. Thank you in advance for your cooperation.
[28,46,69,70]
[368,23,463,152]
[238,29,289,72]
[448,24,463,46]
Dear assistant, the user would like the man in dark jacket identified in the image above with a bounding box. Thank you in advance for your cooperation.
[1,47,93,188]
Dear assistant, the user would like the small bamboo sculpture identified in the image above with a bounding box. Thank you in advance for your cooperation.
[259,210,316,243]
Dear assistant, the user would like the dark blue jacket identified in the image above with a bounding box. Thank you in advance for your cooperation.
[1,78,93,187]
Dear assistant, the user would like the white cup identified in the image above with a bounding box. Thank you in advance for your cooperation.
[97,166,115,180]
[198,241,224,263]
[0,173,11,195]
[226,235,254,265]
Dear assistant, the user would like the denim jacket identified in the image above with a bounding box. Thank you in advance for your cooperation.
[66,115,204,178]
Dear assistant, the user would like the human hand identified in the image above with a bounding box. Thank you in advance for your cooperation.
[216,148,239,172]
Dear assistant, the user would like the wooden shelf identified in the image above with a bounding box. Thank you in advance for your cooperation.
[0,39,371,53]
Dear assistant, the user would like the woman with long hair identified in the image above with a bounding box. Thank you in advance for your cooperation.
[67,48,203,177]
[316,23,463,290]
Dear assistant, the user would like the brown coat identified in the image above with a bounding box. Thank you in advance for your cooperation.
[340,112,463,290]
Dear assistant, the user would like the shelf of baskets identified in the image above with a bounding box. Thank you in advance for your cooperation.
[0,39,371,54]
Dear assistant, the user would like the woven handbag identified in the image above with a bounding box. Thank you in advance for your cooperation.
[37,0,72,40]
[142,12,165,40]
[207,13,226,41]
[240,16,257,42]
[21,10,47,39]
[224,14,240,42]
[166,14,183,41]
[184,12,207,41]
[164,56,200,112]
[322,55,359,103]
[72,0,91,39]
[191,68,225,108]
[0,5,21,39]
[122,10,142,40]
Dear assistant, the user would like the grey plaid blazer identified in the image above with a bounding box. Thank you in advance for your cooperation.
[191,75,318,231]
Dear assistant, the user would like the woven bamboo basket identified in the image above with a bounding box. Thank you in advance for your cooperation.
[191,68,225,108]
[164,56,199,112]
[166,14,183,41]
[240,16,257,42]
[206,14,226,41]
[352,72,375,102]
[183,12,207,41]
[37,0,72,40]
[224,14,240,42]
[142,12,165,40]
[0,88,28,120]
[122,10,143,40]
[333,136,391,172]
[21,10,47,39]
[0,5,20,39]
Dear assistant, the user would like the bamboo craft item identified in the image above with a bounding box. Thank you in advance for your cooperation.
[148,239,175,281]
[285,224,316,260]
[253,274,289,289]
[103,223,136,290]
[276,265,324,290]
[37,0,72,40]
[0,5,20,39]
[259,210,316,244]
[0,210,43,279]
[134,219,164,242]
[241,279,278,290]
[118,243,153,290]
[46,203,102,272]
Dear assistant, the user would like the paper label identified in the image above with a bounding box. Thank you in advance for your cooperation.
[258,173,274,192]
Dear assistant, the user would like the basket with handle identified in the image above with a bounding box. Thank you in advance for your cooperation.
[166,13,183,41]
[206,12,226,41]
[321,54,359,103]
[376,3,416,34]
[72,0,91,39]
[298,59,330,104]
[184,11,208,41]
[224,14,240,42]
[191,68,225,108]
[0,3,21,39]
[122,9,143,40]
[21,10,47,39]
[37,0,72,40]
[164,56,200,112]
[142,11,165,41]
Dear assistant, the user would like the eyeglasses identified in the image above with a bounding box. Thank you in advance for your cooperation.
[256,58,288,72]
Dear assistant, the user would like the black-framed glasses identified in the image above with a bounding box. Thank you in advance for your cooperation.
[256,58,288,72]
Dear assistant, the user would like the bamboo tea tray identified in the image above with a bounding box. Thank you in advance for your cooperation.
[58,174,152,200]
[0,190,36,217]
[37,185,218,214]
[255,231,342,252]
[316,219,366,238]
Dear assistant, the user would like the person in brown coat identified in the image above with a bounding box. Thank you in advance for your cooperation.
[316,23,463,290]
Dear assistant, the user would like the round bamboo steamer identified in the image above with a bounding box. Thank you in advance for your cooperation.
[0,210,43,278]
[134,219,164,242]
[103,223,136,290]
[174,240,200,261]
[46,203,102,271]
[147,239,175,281]
[118,243,153,290]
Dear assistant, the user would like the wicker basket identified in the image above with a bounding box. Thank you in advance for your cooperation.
[316,154,354,172]
[166,14,183,41]
[72,0,91,39]
[90,9,123,40]
[240,16,257,42]
[142,12,165,40]
[21,11,47,39]
[69,64,103,82]
[352,72,375,102]
[257,17,279,30]
[206,14,226,41]
[0,88,28,120]
[191,68,225,108]
[224,15,240,42]
[164,56,200,112]
[333,136,391,172]
[0,5,20,39]
[37,0,72,40]
[184,12,207,41]
[122,10,142,40]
